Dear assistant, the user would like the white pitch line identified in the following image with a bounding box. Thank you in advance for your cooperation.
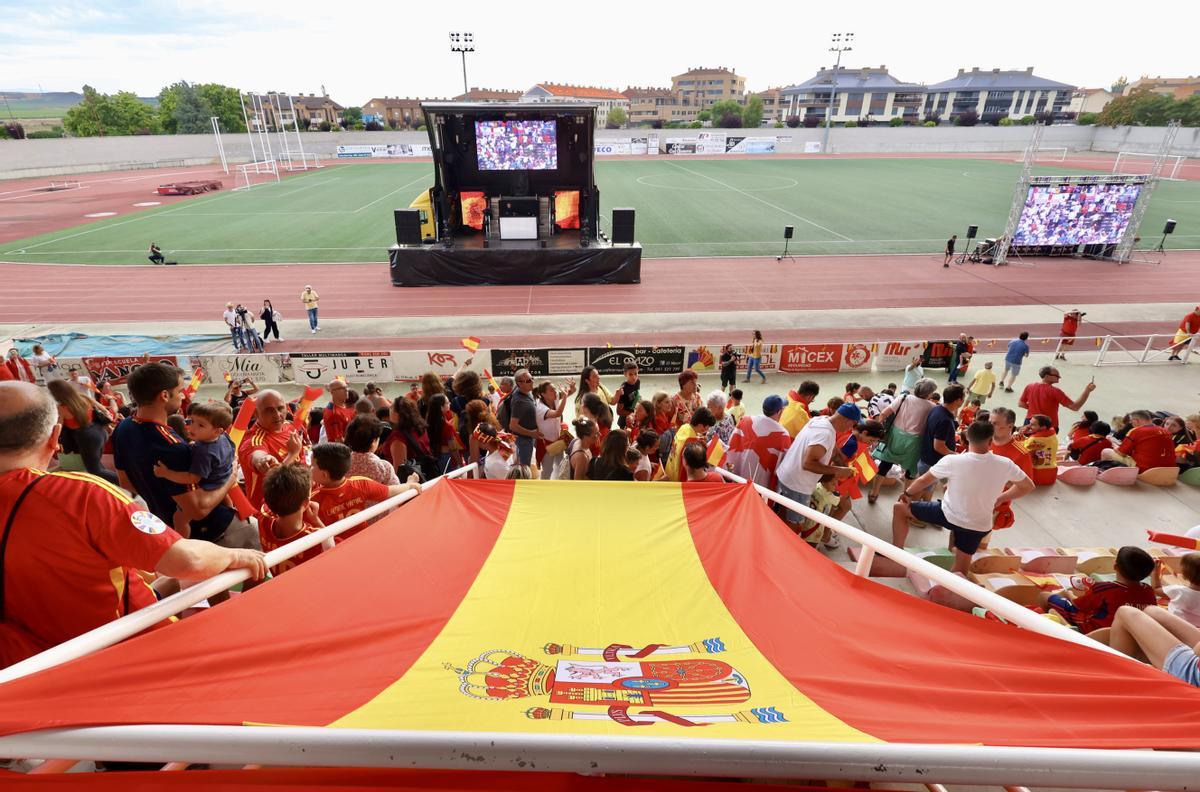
[0,185,92,203]
[665,161,853,241]
[351,174,429,213]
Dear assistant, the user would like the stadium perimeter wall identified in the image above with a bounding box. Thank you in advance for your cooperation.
[1,126,1197,181]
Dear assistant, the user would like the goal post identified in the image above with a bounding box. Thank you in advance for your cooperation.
[1113,151,1186,180]
[1014,147,1067,164]
[233,159,280,191]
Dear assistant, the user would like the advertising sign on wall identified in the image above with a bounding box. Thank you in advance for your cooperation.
[647,133,659,155]
[82,355,179,385]
[664,138,699,155]
[777,344,843,373]
[732,343,781,373]
[875,341,925,371]
[289,352,393,382]
[839,343,874,373]
[594,141,632,156]
[725,136,777,154]
[490,348,586,378]
[587,346,686,376]
[335,143,432,159]
[196,354,291,385]
[922,340,954,371]
[389,349,487,382]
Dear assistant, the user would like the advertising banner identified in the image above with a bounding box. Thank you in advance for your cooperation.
[389,349,488,382]
[196,354,291,385]
[664,137,700,155]
[81,355,179,385]
[631,136,649,156]
[594,141,632,156]
[587,346,685,376]
[647,133,659,155]
[777,344,843,374]
[922,340,954,371]
[696,132,727,154]
[875,341,925,371]
[288,352,393,382]
[839,343,874,373]
[725,136,777,154]
[335,143,432,159]
[804,141,822,154]
[732,343,781,373]
[490,348,586,378]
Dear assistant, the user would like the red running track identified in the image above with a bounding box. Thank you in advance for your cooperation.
[1,252,1195,326]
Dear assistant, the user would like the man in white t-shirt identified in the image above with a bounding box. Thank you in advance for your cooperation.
[775,403,858,532]
[892,420,1034,573]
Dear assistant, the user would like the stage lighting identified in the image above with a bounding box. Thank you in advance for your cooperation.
[449,32,475,95]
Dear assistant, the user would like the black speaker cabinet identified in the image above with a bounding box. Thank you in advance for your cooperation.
[784,225,794,239]
[394,208,422,246]
[612,208,636,244]
[1164,219,1177,235]
[967,224,979,239]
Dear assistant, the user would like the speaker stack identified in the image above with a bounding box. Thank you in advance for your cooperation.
[612,208,636,245]
[393,209,422,246]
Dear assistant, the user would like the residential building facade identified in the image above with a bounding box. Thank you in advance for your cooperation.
[670,67,746,111]
[780,66,923,124]
[923,67,1075,121]
[362,96,424,128]
[452,87,523,102]
[750,87,786,123]
[1068,88,1114,116]
[521,83,629,126]
[1123,75,1200,100]
[256,92,345,130]
[621,87,692,124]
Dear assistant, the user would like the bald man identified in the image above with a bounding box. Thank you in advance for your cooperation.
[238,389,306,510]
[0,381,266,667]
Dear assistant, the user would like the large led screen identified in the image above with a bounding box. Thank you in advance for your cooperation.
[475,120,557,171]
[1013,183,1142,246]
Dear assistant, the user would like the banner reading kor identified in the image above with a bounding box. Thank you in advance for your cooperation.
[777,344,843,373]
[587,346,685,376]
[289,352,392,382]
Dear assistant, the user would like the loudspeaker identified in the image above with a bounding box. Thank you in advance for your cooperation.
[966,224,978,239]
[1164,219,1177,235]
[612,208,636,244]
[784,225,794,239]
[394,209,422,246]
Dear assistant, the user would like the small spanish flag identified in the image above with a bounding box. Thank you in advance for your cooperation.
[706,436,727,468]
[482,367,502,393]
[461,336,481,354]
[227,396,258,450]
[850,450,877,483]
[223,372,233,384]
[1147,530,1200,551]
[183,367,205,399]
[290,386,325,433]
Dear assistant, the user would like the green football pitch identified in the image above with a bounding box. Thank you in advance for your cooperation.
[5,157,1199,264]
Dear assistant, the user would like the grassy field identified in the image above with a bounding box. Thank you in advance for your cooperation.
[3,157,1198,264]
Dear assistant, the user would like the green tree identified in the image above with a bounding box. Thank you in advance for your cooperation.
[197,84,246,133]
[64,85,159,136]
[1176,94,1200,127]
[1110,76,1128,95]
[741,95,764,128]
[172,81,212,134]
[606,106,627,127]
[63,85,108,136]
[1097,87,1177,126]
[110,91,160,134]
[1075,112,1097,126]
[709,100,743,127]
[342,106,363,128]
[696,109,711,122]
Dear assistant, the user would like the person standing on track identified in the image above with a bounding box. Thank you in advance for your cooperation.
[943,235,957,267]
[301,285,321,334]
[260,299,282,343]
[744,330,766,384]
[1055,309,1084,361]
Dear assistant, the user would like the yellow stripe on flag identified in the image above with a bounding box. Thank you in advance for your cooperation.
[329,481,877,742]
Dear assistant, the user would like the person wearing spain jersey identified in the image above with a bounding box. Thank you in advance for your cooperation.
[239,389,307,511]
[0,382,266,667]
[258,463,327,576]
[1054,309,1085,360]
[1168,305,1200,361]
[321,379,356,444]
[309,443,420,534]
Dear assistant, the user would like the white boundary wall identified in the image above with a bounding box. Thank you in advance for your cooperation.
[3,126,1198,181]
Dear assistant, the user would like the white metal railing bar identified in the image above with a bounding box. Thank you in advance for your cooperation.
[0,465,476,686]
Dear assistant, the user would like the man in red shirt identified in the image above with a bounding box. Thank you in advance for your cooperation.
[1100,410,1176,472]
[1054,309,1084,361]
[1018,365,1095,430]
[1168,305,1200,360]
[0,382,266,667]
[239,389,307,510]
[321,379,356,443]
[986,407,1034,536]
[309,443,419,531]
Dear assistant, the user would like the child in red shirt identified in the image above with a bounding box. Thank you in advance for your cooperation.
[1042,546,1157,632]
[309,442,420,537]
[1068,419,1113,466]
[258,463,327,576]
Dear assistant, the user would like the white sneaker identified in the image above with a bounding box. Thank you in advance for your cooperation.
[311,328,317,334]
[315,326,321,332]
[822,533,842,550]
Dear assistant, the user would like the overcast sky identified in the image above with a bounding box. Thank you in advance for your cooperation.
[3,0,1194,103]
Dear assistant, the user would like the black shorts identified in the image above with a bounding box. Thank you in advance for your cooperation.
[720,368,737,388]
[909,500,990,554]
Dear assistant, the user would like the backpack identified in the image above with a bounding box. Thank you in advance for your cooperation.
[402,430,440,481]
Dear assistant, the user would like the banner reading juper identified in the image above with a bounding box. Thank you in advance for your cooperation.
[289,352,392,382]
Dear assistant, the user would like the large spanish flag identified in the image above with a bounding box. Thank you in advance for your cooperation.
[1,480,1199,748]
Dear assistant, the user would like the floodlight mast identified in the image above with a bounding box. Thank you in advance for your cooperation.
[449,32,475,96]
[823,32,854,154]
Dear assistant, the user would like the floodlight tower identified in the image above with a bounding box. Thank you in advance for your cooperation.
[822,32,854,154]
[449,32,475,96]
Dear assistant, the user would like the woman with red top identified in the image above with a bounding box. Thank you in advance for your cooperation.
[47,379,118,485]
[95,379,126,414]
[651,392,675,435]
[672,370,702,428]
[625,399,654,444]
[1067,411,1099,445]
[381,397,429,473]
[424,394,457,475]
[1069,419,1113,466]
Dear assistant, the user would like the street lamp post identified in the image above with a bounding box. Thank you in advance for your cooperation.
[822,32,854,154]
[449,32,474,96]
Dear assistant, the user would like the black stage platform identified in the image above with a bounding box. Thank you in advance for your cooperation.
[389,236,641,287]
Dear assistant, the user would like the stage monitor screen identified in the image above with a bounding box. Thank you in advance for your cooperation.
[1013,183,1142,246]
[475,120,557,171]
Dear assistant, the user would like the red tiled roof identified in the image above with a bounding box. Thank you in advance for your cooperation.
[537,83,627,100]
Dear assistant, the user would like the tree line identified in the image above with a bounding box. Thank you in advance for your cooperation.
[62,82,246,137]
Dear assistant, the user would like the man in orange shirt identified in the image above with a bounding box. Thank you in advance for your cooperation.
[321,379,356,443]
[309,443,420,532]
[986,407,1033,536]
[0,382,265,667]
[1100,410,1176,472]
[239,390,307,510]
[1054,309,1084,361]
[1168,305,1200,360]
[1018,365,1095,431]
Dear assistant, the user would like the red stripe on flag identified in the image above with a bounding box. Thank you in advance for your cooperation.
[682,483,1200,748]
[0,479,516,734]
